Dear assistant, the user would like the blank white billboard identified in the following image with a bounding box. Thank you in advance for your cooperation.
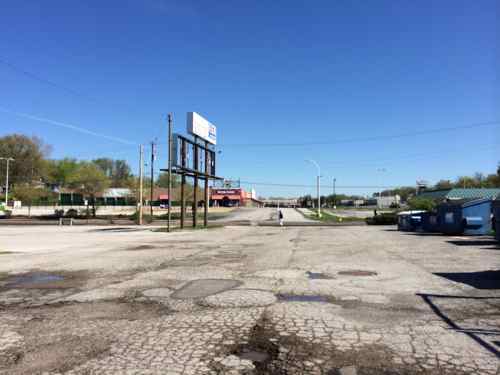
[186,112,217,145]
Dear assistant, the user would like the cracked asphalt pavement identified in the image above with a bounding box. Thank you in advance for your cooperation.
[0,215,498,374]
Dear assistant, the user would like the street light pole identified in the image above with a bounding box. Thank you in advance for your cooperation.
[306,159,321,218]
[0,157,14,206]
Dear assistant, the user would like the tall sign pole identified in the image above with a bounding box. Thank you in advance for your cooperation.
[150,141,156,217]
[162,112,219,230]
[204,140,209,227]
[192,136,199,228]
[180,139,186,229]
[138,146,144,225]
[167,113,173,232]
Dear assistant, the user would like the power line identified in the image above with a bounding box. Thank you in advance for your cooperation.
[324,144,499,168]
[0,106,137,146]
[217,120,500,148]
[0,57,98,103]
[237,180,400,189]
[0,57,160,143]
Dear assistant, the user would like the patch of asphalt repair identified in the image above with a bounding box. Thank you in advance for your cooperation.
[171,279,243,300]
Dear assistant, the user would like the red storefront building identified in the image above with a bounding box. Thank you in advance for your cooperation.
[210,188,263,207]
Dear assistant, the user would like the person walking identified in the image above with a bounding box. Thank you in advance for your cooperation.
[278,209,284,226]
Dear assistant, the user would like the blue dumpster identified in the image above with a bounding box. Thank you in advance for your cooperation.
[493,200,500,241]
[421,212,440,232]
[397,211,425,231]
[437,198,492,235]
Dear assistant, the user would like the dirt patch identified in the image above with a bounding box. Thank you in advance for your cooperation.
[0,300,170,373]
[338,270,378,277]
[0,271,87,290]
[6,334,109,375]
[30,300,171,321]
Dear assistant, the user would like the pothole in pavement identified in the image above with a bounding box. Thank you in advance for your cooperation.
[171,279,242,300]
[215,316,471,375]
[276,294,336,303]
[338,270,377,277]
[92,227,141,232]
[167,258,212,267]
[0,271,87,290]
[306,271,335,280]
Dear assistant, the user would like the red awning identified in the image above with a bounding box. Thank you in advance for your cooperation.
[159,194,169,200]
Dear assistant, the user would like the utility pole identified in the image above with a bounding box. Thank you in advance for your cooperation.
[138,146,144,225]
[167,113,173,232]
[333,177,336,209]
[0,157,15,206]
[150,141,156,217]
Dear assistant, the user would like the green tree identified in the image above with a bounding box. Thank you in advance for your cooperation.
[407,197,436,211]
[434,180,453,190]
[68,162,109,216]
[455,176,479,189]
[112,159,132,186]
[92,158,114,177]
[156,172,180,188]
[45,158,80,187]
[12,184,54,216]
[92,158,132,187]
[0,134,50,186]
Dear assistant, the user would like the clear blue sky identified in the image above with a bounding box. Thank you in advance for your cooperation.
[1,0,499,197]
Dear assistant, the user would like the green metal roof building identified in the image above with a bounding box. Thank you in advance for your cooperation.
[418,188,500,201]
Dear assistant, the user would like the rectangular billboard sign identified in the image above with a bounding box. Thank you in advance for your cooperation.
[187,112,217,145]
[212,189,241,195]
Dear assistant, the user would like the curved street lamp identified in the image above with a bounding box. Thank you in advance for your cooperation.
[305,159,321,218]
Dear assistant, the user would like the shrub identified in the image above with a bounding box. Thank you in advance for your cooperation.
[366,212,397,225]
[64,209,79,218]
[407,197,435,211]
[130,211,153,224]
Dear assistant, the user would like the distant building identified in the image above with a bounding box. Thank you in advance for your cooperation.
[353,199,365,207]
[262,198,298,208]
[376,195,400,208]
[57,188,136,206]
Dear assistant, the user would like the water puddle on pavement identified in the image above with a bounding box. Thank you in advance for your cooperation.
[127,244,156,251]
[5,272,64,287]
[277,294,335,303]
[306,271,335,280]
[338,270,377,277]
[237,349,270,363]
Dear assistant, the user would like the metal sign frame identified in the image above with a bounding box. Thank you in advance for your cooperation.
[161,133,222,229]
